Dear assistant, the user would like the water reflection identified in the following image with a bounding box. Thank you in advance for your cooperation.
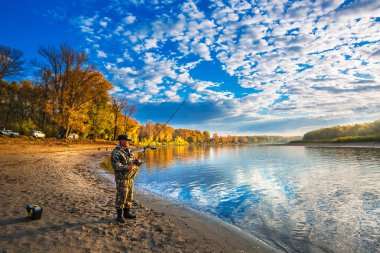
[136,145,380,253]
[143,145,212,170]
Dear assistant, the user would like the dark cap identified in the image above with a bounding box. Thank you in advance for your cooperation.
[117,134,132,141]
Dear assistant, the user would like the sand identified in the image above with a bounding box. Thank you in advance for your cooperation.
[0,143,278,253]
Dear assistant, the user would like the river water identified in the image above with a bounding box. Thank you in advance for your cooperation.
[134,145,380,253]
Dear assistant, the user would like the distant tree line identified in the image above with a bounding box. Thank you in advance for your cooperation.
[302,120,380,142]
[138,122,299,145]
[0,44,298,145]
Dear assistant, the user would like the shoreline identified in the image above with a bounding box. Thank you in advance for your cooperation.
[0,143,279,253]
[94,154,279,253]
[2,136,380,149]
[134,187,279,253]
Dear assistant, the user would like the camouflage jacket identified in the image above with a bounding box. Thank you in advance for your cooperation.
[111,145,136,179]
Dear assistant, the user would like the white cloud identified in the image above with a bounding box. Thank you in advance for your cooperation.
[193,81,218,92]
[76,15,98,34]
[165,90,181,102]
[114,25,124,35]
[118,67,138,75]
[122,50,133,61]
[109,85,123,95]
[191,42,212,61]
[97,50,107,58]
[145,38,158,49]
[188,93,202,103]
[124,14,136,24]
[181,0,205,20]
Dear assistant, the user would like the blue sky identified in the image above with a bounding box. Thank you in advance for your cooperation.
[1,0,379,135]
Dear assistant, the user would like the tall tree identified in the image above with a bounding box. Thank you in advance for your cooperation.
[212,133,219,143]
[37,44,112,137]
[87,95,113,139]
[0,80,17,128]
[203,130,210,142]
[122,104,137,135]
[111,97,128,140]
[0,45,24,80]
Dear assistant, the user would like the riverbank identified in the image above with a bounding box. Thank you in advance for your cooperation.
[0,143,277,253]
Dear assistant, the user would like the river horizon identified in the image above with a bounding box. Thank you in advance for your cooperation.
[134,144,380,253]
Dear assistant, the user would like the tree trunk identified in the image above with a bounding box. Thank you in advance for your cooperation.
[4,103,12,128]
[65,125,70,138]
[113,114,118,140]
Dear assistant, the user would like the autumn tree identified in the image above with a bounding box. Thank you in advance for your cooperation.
[212,133,219,143]
[162,125,174,143]
[146,120,156,139]
[11,81,36,133]
[111,97,128,140]
[87,93,113,139]
[37,45,112,137]
[0,80,45,133]
[203,130,210,142]
[122,104,137,135]
[239,136,249,143]
[125,118,140,143]
[0,80,17,128]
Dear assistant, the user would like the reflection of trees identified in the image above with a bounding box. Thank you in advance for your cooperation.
[100,145,216,172]
[141,144,248,171]
[142,145,214,171]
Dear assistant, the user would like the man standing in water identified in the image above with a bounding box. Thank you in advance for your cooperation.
[111,134,142,223]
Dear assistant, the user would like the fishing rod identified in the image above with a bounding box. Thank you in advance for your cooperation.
[135,101,185,161]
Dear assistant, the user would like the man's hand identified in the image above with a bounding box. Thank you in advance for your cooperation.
[121,163,133,172]
[133,159,143,166]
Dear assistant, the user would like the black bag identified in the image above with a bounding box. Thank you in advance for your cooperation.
[26,204,43,220]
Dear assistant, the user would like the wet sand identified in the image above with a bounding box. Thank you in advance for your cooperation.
[0,144,278,253]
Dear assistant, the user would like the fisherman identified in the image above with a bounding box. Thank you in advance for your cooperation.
[111,134,142,223]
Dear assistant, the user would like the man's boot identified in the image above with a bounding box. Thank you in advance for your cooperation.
[123,207,136,219]
[116,209,126,223]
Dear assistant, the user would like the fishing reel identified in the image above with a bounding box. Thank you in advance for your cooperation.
[133,158,143,166]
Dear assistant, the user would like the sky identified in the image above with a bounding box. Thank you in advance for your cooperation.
[1,0,379,136]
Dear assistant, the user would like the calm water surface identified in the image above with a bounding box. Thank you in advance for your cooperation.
[135,145,380,253]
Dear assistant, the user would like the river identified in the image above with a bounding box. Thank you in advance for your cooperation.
[134,145,380,253]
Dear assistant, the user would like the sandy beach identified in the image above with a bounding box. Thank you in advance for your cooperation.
[0,143,277,253]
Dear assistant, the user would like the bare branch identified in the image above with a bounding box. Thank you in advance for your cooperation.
[0,45,24,80]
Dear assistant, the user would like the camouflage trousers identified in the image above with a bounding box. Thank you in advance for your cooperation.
[115,177,134,210]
